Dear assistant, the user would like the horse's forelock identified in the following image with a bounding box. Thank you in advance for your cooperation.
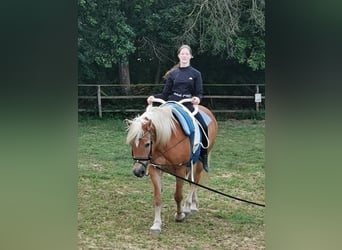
[126,106,176,146]
[126,116,145,146]
[146,106,176,145]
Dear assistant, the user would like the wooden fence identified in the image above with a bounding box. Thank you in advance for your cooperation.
[78,84,265,118]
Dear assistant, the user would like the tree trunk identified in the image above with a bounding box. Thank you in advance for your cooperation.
[154,61,161,84]
[118,58,131,94]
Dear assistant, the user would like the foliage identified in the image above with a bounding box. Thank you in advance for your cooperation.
[179,0,241,54]
[235,0,265,70]
[78,0,265,83]
[78,0,136,81]
[78,118,265,249]
[126,0,194,71]
[179,0,265,70]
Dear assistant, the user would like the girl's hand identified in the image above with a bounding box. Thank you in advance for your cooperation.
[147,96,154,105]
[191,96,200,105]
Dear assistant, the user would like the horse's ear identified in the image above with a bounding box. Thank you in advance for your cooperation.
[145,118,153,130]
[145,119,156,140]
[124,119,131,125]
[124,119,132,130]
[141,117,151,130]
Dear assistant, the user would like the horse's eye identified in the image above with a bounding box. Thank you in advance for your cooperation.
[145,142,150,148]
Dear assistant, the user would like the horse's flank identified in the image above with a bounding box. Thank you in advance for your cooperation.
[126,106,177,147]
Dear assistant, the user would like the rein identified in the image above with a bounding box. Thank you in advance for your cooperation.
[150,163,266,208]
[133,130,191,168]
[150,136,190,167]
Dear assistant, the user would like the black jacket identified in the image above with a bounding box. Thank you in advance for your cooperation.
[154,66,203,106]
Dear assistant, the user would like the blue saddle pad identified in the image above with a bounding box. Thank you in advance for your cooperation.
[198,109,211,126]
[162,102,207,166]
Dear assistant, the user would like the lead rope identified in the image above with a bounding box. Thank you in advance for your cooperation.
[189,160,194,182]
[150,163,266,208]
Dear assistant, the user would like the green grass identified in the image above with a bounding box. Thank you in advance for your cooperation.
[78,117,265,249]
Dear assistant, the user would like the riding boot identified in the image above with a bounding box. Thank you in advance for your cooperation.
[195,113,209,172]
[200,148,209,172]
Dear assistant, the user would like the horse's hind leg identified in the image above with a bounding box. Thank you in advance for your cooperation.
[149,168,162,233]
[183,163,202,213]
[183,185,195,214]
[183,185,199,213]
[191,188,199,211]
[191,162,202,211]
[174,168,186,222]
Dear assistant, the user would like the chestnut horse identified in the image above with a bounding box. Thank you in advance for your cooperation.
[126,99,218,234]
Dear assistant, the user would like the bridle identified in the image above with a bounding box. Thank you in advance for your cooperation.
[131,130,153,169]
[131,128,190,174]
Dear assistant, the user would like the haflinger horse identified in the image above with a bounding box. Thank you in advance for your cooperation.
[126,98,218,234]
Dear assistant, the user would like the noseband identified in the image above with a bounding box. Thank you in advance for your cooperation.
[132,130,153,169]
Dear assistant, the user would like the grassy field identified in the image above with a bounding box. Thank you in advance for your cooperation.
[78,117,265,249]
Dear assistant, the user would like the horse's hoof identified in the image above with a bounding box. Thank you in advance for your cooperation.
[190,204,199,212]
[183,207,191,215]
[183,209,191,215]
[150,228,161,235]
[175,212,186,222]
[150,223,161,234]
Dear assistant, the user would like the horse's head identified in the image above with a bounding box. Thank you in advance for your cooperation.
[126,117,154,178]
[126,106,176,177]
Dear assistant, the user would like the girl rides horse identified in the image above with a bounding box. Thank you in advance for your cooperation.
[126,98,217,233]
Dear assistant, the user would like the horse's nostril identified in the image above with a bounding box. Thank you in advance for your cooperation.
[133,166,146,178]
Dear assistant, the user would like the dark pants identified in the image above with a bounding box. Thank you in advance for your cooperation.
[194,112,208,148]
[181,101,208,149]
[157,97,209,169]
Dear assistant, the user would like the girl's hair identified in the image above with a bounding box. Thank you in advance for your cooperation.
[163,63,179,79]
[163,45,192,79]
[177,44,192,55]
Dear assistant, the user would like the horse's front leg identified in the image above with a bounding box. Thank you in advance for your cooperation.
[149,167,163,234]
[174,167,187,222]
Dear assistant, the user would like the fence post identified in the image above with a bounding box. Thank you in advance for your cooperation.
[255,84,260,112]
[97,85,102,118]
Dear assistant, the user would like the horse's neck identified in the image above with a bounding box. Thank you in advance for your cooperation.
[154,123,190,165]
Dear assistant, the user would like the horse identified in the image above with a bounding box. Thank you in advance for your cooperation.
[126,98,218,234]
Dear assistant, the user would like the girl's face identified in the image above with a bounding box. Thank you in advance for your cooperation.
[178,48,192,66]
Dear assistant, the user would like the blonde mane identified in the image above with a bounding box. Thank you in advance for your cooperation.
[126,106,177,146]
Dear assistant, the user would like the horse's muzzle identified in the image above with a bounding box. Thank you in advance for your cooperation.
[132,161,147,178]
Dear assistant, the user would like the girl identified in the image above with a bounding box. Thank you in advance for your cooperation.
[147,45,209,171]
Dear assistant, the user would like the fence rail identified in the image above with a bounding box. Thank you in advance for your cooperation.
[78,84,265,117]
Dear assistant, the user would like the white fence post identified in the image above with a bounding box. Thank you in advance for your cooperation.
[255,84,262,112]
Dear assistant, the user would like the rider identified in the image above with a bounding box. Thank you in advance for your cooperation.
[147,44,209,172]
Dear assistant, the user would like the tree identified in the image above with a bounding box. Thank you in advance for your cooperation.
[234,0,265,70]
[78,0,265,84]
[177,0,265,71]
[126,0,194,83]
[78,0,135,85]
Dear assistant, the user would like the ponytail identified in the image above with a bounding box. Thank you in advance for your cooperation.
[163,63,179,79]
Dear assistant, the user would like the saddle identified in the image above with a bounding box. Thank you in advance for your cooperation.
[161,101,211,167]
